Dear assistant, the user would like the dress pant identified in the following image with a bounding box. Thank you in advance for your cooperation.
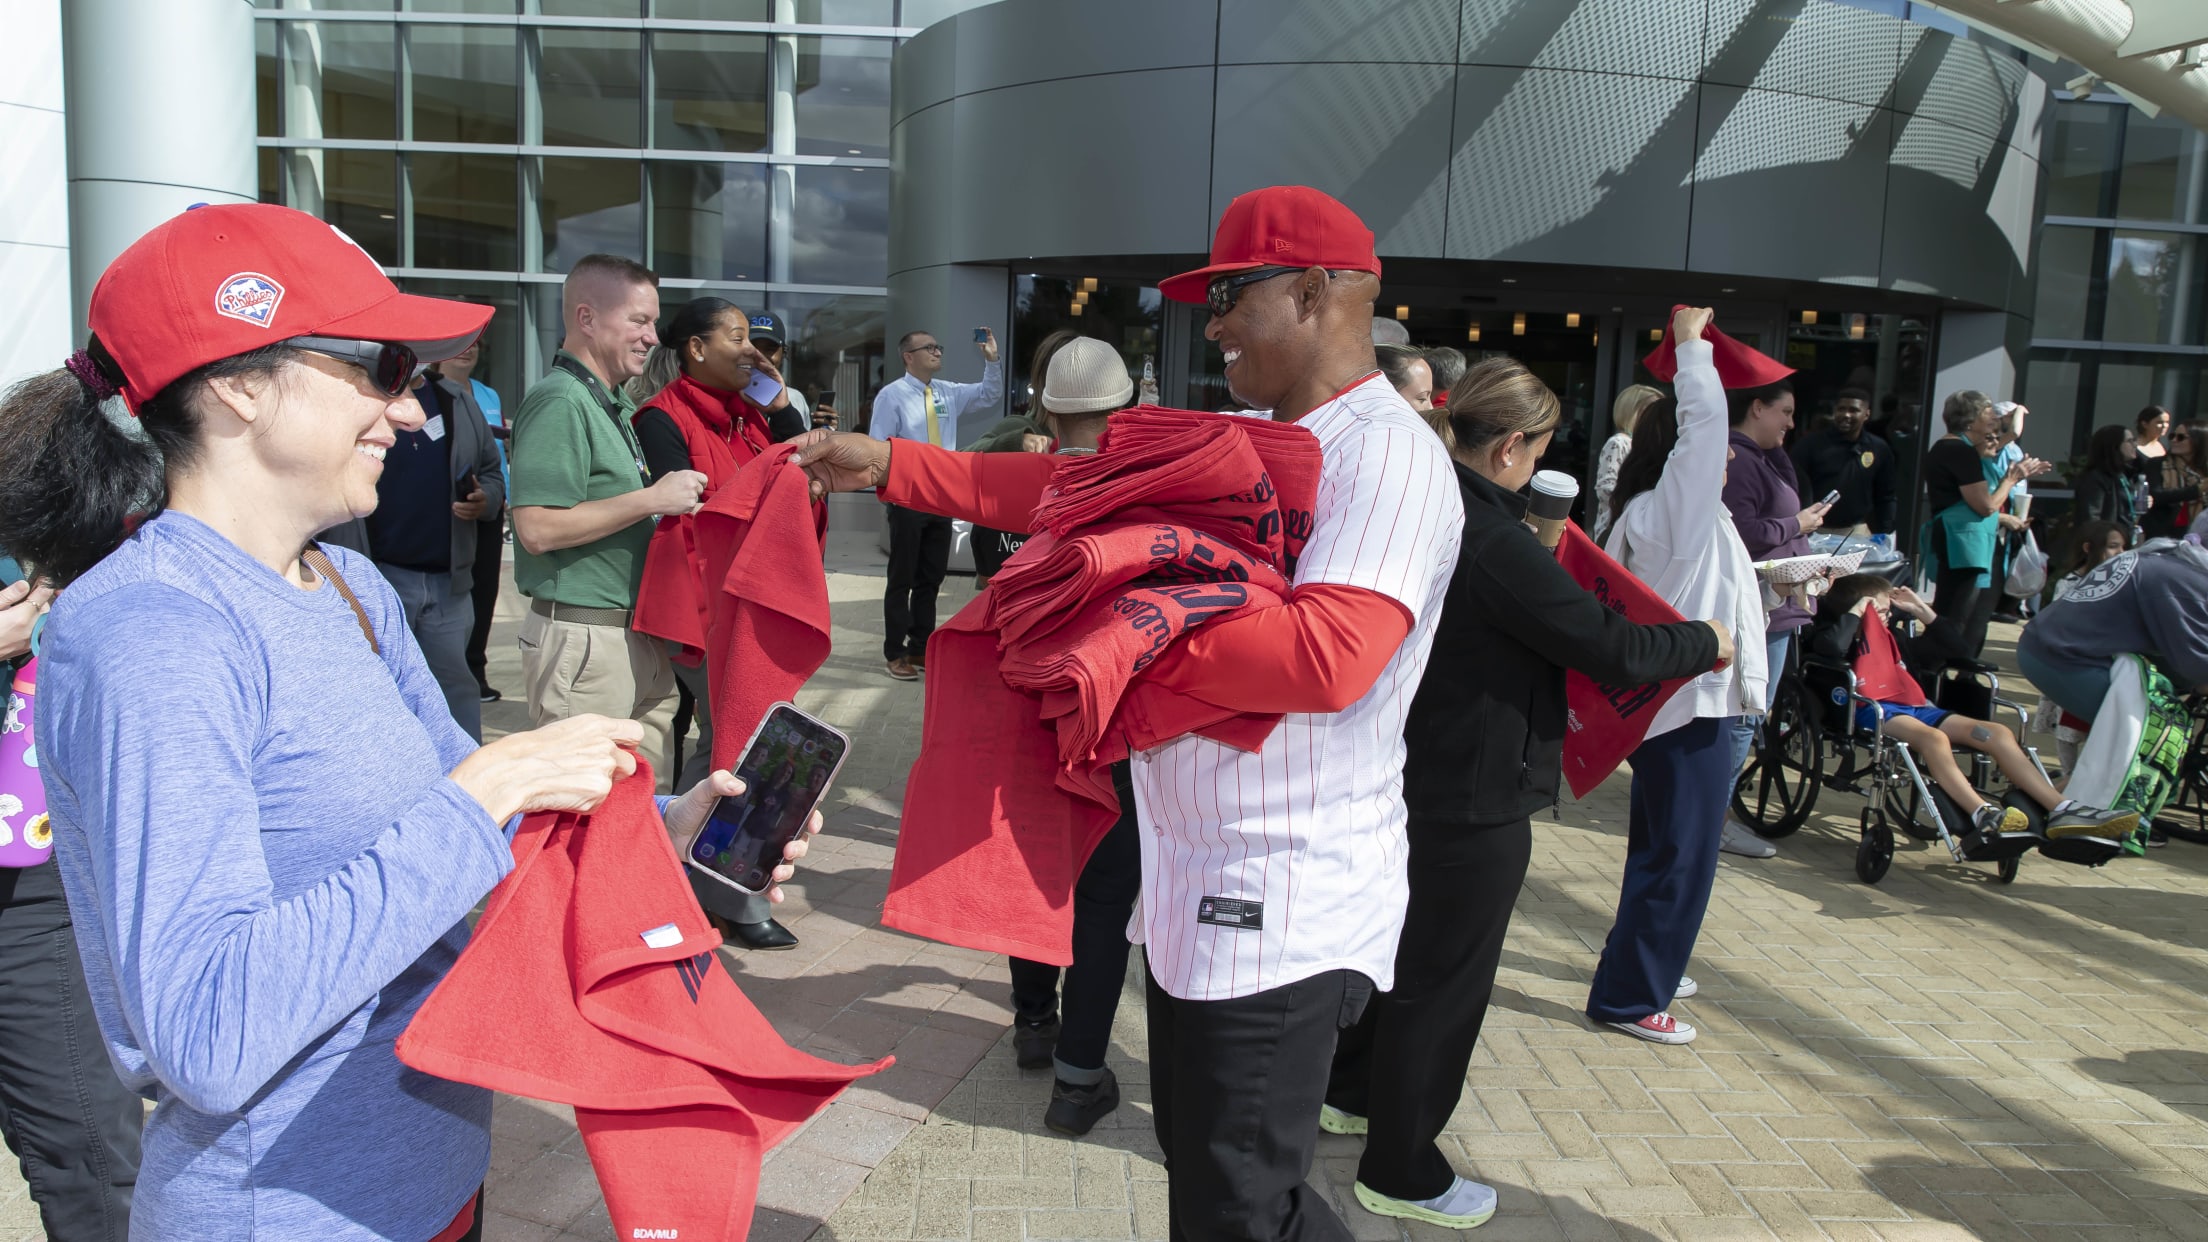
[0,862,141,1242]
[1932,567,1998,663]
[883,505,952,662]
[464,516,503,691]
[1008,763,1141,1077]
[1586,715,1736,1024]
[1325,815,1532,1203]
[376,564,482,741]
[1148,966,1371,1242]
[668,657,773,929]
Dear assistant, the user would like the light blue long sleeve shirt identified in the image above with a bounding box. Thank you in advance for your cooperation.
[37,512,511,1240]
[867,361,1004,449]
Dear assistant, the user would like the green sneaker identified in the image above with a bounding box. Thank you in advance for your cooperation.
[1318,1104,1366,1136]
[1353,1177,1498,1229]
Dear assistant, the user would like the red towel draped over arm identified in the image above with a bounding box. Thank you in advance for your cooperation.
[879,439,1059,532]
[1133,582,1411,715]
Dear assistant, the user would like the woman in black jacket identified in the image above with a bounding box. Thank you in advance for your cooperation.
[1320,357,1732,1228]
[2070,423,2141,536]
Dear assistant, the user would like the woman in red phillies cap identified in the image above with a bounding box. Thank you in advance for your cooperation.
[0,204,818,1240]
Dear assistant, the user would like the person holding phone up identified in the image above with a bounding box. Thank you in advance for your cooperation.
[0,204,832,1241]
[1714,376,1825,860]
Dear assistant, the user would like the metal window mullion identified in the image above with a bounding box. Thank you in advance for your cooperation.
[639,30,656,266]
[396,23,415,268]
[520,23,544,274]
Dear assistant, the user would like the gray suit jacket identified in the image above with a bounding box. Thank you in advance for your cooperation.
[317,376,506,594]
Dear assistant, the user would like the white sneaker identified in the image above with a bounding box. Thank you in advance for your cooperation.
[1720,820,1777,859]
[1354,1176,1498,1229]
[1318,1104,1367,1136]
[1676,976,1698,999]
[1606,1012,1697,1044]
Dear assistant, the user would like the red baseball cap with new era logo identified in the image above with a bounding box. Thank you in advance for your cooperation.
[1158,186,1383,305]
[88,203,492,412]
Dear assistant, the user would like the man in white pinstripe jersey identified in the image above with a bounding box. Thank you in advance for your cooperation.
[793,187,1461,1241]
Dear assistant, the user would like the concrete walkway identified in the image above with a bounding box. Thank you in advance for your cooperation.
[4,549,2208,1241]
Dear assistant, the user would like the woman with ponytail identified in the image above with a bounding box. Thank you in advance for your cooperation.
[1319,357,1729,1229]
[0,205,819,1240]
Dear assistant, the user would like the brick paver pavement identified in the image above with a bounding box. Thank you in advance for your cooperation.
[5,542,2208,1242]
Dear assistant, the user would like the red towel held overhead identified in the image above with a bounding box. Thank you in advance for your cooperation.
[1554,521,1699,797]
[1640,304,1795,389]
[881,409,1321,965]
[398,764,887,1241]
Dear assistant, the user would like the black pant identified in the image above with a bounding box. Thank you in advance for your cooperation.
[1008,763,1141,1074]
[883,505,952,662]
[1932,566,1998,662]
[0,862,141,1241]
[1325,816,1533,1202]
[1148,966,1371,1242]
[464,515,503,689]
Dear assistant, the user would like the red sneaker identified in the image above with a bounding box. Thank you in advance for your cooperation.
[1606,1012,1696,1044]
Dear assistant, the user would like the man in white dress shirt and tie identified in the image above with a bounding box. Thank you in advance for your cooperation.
[867,327,1002,680]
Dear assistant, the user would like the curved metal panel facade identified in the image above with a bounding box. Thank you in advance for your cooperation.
[891,0,2047,313]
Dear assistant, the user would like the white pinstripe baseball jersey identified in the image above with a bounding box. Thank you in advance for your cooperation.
[1128,374,1463,1001]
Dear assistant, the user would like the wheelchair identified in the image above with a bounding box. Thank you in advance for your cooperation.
[1734,655,2128,884]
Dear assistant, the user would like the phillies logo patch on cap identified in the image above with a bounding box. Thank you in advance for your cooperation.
[214,272,285,328]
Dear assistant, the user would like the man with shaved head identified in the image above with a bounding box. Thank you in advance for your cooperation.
[508,254,707,731]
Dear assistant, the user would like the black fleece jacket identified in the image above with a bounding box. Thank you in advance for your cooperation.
[1402,462,1721,830]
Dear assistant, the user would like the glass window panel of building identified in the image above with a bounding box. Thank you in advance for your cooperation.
[288,149,398,264]
[793,37,891,158]
[651,33,771,153]
[536,29,642,149]
[408,0,519,12]
[654,0,772,19]
[401,278,526,413]
[651,163,769,283]
[765,292,887,431]
[278,22,395,141]
[789,166,888,287]
[410,26,519,145]
[411,153,519,272]
[537,158,643,273]
[2027,100,2208,456]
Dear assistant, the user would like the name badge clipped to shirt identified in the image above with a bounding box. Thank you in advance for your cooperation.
[1197,896,1263,930]
[423,415,447,442]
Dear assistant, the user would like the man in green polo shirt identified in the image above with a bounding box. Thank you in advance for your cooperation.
[509,253,707,730]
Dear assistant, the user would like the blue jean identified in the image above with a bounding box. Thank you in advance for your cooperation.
[1727,630,1795,781]
[1587,714,1737,1023]
[2017,645,2112,726]
[375,565,481,742]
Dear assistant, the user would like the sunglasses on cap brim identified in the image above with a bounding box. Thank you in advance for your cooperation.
[288,336,429,397]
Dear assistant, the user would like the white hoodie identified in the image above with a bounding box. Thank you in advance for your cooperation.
[1602,339,1769,740]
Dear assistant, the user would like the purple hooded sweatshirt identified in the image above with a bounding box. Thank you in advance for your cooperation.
[1723,428,1813,632]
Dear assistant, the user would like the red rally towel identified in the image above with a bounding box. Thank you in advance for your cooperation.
[1555,521,1699,798]
[881,409,1321,965]
[398,764,888,1241]
[1640,304,1795,388]
[697,444,835,771]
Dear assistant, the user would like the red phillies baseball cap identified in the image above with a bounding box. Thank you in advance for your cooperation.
[88,203,492,411]
[1158,186,1383,305]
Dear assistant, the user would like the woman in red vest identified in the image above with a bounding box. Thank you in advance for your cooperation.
[631,296,820,951]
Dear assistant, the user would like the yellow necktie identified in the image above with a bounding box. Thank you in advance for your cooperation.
[924,385,942,446]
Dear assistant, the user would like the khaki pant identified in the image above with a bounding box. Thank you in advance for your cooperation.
[518,607,676,731]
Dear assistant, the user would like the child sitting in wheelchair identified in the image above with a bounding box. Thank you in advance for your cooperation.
[1806,574,2137,842]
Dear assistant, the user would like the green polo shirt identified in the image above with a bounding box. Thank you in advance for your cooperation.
[508,351,654,610]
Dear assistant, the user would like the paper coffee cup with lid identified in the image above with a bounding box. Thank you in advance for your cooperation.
[1526,470,1580,550]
